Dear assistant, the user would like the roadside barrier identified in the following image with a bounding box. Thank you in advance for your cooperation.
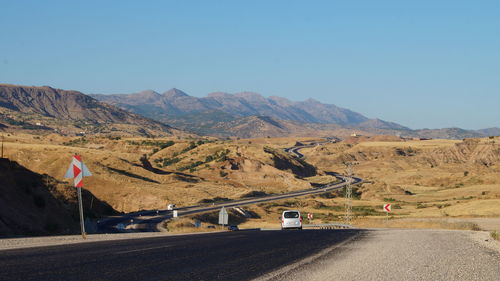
[303,224,353,229]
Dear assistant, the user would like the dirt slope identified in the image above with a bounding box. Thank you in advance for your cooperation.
[0,158,117,237]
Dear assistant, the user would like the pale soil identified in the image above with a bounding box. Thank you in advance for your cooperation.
[256,229,500,281]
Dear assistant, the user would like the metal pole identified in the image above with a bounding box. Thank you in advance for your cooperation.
[344,163,353,225]
[1,134,4,158]
[77,187,86,239]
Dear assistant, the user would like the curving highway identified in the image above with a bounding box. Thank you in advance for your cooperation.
[97,140,361,233]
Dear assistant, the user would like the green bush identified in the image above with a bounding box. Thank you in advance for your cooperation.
[162,157,181,166]
[178,161,204,171]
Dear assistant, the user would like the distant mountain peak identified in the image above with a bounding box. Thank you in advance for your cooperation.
[136,90,160,97]
[235,91,265,99]
[304,97,321,104]
[162,88,189,98]
[207,92,232,98]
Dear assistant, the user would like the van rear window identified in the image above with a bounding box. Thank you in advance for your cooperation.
[284,212,299,218]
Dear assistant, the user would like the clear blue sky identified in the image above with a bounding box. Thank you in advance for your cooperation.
[1,0,499,130]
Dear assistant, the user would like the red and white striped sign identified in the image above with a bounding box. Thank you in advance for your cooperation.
[64,155,92,188]
[307,213,313,220]
[383,204,392,212]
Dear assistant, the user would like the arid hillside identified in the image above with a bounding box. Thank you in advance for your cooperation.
[2,132,499,234]
[1,134,326,213]
[0,158,115,237]
[301,137,500,217]
[214,136,499,231]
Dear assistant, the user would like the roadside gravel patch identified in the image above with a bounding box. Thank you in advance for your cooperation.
[469,230,500,254]
[258,229,500,281]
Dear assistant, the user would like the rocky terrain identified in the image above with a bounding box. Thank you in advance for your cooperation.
[91,88,374,125]
[91,88,498,139]
[91,88,427,137]
[0,84,495,139]
[0,84,185,137]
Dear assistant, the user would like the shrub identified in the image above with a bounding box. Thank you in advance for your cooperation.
[240,191,269,198]
[159,141,175,149]
[178,161,204,171]
[416,203,427,209]
[162,157,181,166]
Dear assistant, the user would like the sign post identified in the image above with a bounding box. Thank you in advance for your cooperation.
[218,207,228,227]
[307,213,313,222]
[1,134,4,158]
[64,155,92,239]
[383,204,391,223]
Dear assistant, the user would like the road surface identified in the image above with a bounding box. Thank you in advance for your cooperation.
[1,229,498,281]
[0,229,361,281]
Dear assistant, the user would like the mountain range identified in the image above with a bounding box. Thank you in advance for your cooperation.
[91,88,408,127]
[91,88,497,139]
[0,84,181,136]
[91,88,414,136]
[0,84,497,139]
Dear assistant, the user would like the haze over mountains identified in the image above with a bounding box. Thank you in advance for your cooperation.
[91,88,374,125]
[0,84,497,139]
[91,88,415,137]
[92,88,496,139]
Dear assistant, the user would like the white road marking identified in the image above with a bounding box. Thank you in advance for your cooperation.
[115,244,173,254]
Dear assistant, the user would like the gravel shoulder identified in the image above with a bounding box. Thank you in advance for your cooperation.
[257,229,500,281]
[0,231,221,251]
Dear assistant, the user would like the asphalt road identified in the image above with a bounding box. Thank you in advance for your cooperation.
[97,141,359,232]
[0,229,361,281]
[258,229,500,281]
[97,174,361,232]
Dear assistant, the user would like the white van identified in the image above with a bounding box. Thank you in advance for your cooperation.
[281,210,302,230]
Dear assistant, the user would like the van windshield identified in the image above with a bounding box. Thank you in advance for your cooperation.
[284,212,299,218]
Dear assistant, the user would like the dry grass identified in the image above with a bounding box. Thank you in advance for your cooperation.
[163,217,221,233]
[357,139,460,148]
[3,132,500,230]
[302,137,500,219]
[355,218,482,231]
[304,175,339,185]
[491,231,500,241]
[2,133,323,213]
